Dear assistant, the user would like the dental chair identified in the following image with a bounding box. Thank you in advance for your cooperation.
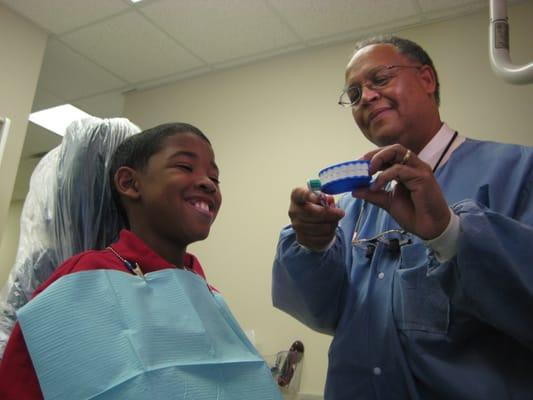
[0,117,140,358]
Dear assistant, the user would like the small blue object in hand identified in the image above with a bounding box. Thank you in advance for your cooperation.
[308,160,371,195]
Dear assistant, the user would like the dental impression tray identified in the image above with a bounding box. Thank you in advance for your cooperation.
[308,160,371,195]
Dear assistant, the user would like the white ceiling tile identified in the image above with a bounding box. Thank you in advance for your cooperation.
[416,0,484,13]
[139,0,301,64]
[1,0,129,34]
[305,15,424,47]
[126,65,213,92]
[38,39,127,100]
[21,124,62,159]
[72,91,125,119]
[269,0,419,40]
[213,43,306,69]
[61,12,204,83]
[32,86,65,112]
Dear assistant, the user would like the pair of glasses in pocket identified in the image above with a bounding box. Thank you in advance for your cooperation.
[351,202,412,259]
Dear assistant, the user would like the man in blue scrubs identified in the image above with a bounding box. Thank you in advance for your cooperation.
[272,36,533,399]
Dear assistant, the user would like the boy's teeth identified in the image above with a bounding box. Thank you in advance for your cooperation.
[193,201,209,211]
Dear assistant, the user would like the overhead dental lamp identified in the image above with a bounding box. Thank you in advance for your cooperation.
[489,0,533,84]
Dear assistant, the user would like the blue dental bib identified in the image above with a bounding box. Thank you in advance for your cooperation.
[17,269,281,400]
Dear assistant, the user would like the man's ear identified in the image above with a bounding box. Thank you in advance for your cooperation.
[418,65,437,97]
[114,166,140,200]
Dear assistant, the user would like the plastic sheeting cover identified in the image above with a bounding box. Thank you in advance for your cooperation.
[0,117,140,357]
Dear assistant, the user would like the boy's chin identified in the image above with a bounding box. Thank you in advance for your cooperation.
[185,229,211,245]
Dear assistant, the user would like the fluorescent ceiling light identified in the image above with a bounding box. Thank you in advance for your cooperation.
[29,104,92,136]
[130,0,143,3]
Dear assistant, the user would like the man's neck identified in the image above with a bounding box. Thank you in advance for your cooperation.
[407,114,443,154]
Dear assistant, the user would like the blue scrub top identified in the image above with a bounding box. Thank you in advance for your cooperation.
[273,138,533,400]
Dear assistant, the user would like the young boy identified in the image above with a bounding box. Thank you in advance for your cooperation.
[0,123,281,400]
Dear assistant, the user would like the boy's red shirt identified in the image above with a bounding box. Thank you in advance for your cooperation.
[0,230,212,400]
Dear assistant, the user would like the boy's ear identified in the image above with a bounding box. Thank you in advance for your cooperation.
[114,166,141,200]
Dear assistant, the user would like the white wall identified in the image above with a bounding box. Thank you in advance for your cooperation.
[0,5,47,284]
[124,2,532,395]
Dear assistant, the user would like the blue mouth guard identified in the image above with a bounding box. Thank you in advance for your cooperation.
[308,160,371,195]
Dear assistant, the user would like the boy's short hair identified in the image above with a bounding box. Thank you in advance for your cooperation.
[109,122,211,226]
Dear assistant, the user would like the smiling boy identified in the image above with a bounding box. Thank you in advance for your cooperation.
[0,122,281,400]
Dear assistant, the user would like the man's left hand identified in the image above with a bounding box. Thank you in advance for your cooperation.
[352,144,451,240]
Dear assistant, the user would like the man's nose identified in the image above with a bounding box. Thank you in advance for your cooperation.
[359,84,380,105]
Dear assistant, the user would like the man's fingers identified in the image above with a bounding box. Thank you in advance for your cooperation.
[288,186,345,250]
[360,148,380,161]
[291,187,320,206]
[368,144,426,175]
[292,220,339,237]
[290,187,344,222]
[290,201,344,222]
[352,187,391,210]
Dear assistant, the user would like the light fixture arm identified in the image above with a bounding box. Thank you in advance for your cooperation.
[489,0,533,84]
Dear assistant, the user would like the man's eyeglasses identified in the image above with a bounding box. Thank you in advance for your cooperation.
[338,64,422,108]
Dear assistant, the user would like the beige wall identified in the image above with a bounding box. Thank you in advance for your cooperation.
[124,2,532,395]
[0,5,47,273]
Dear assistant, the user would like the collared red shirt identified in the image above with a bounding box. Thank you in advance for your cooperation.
[0,229,211,400]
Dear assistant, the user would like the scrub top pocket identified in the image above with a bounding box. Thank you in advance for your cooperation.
[392,243,450,335]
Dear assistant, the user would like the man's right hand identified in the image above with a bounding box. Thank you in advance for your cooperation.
[288,187,345,252]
